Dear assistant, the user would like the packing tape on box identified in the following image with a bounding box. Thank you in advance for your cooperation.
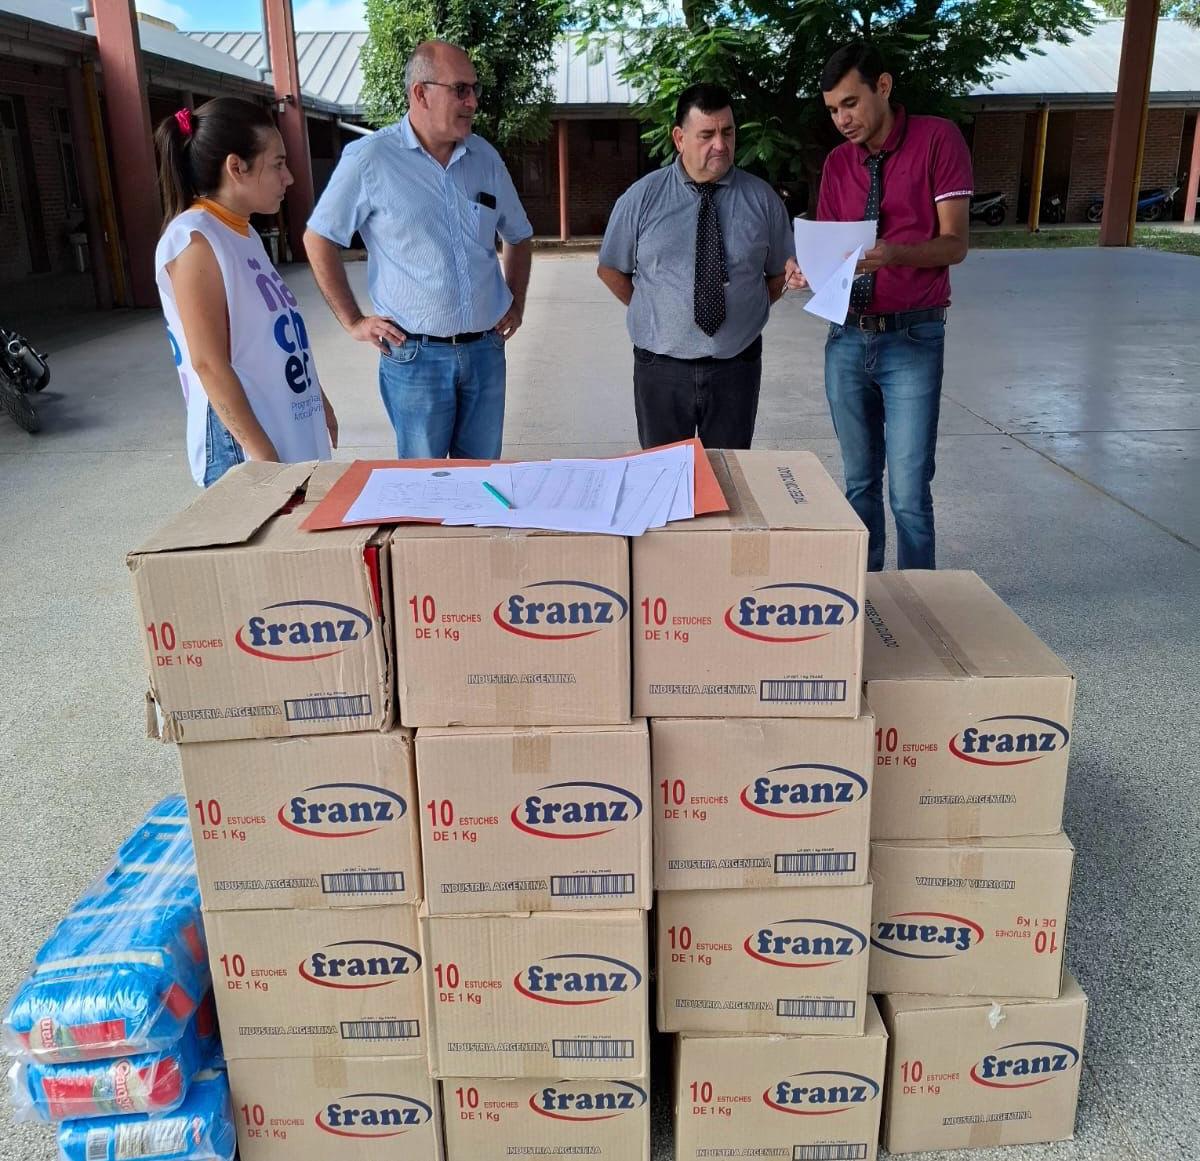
[312,1057,349,1088]
[969,1122,1005,1148]
[889,573,975,678]
[512,731,552,774]
[714,452,771,577]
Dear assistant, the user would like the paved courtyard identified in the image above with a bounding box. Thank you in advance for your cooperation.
[0,248,1196,1159]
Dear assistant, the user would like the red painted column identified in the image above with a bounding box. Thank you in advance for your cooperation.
[557,120,570,242]
[1184,113,1200,224]
[263,0,314,262]
[91,0,160,305]
[1100,0,1161,247]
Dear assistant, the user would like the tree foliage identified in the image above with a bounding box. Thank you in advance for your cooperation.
[575,0,1095,191]
[1096,0,1199,24]
[361,0,568,147]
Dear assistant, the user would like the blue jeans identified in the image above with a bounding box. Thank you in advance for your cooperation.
[202,405,245,487]
[378,333,507,459]
[824,319,945,571]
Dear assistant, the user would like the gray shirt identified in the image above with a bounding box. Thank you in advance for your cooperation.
[599,159,794,359]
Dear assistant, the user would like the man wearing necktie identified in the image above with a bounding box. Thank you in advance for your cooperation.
[787,42,973,571]
[598,84,794,449]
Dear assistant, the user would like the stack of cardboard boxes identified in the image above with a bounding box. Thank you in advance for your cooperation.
[129,462,441,1160]
[636,451,890,1161]
[389,521,651,1160]
[862,570,1088,1153]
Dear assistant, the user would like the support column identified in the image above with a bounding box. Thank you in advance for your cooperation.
[1027,104,1050,233]
[80,60,128,307]
[64,64,114,309]
[91,0,160,306]
[264,0,314,262]
[1100,0,1161,247]
[557,119,570,242]
[1185,112,1200,224]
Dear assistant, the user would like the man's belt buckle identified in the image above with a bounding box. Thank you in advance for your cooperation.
[857,314,885,333]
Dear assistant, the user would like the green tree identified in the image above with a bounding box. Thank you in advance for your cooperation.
[575,0,1095,195]
[1096,0,1199,23]
[361,0,568,147]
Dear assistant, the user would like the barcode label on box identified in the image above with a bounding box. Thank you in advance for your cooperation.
[794,1146,868,1160]
[340,1019,420,1041]
[285,693,372,721]
[761,679,847,703]
[322,870,404,895]
[85,1131,108,1161]
[553,1039,635,1060]
[551,873,635,897]
[777,999,856,1020]
[775,852,857,875]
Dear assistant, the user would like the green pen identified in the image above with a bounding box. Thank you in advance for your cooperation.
[481,480,513,510]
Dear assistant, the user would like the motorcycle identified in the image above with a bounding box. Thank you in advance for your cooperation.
[969,191,1007,226]
[1040,193,1066,224]
[1086,185,1180,224]
[0,326,50,434]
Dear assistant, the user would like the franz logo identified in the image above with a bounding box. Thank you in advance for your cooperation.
[970,1041,1081,1089]
[740,764,869,819]
[493,580,629,640]
[723,583,860,644]
[316,1092,432,1138]
[529,1081,648,1122]
[763,1071,880,1116]
[871,912,984,959]
[298,939,421,988]
[949,715,1071,766]
[514,953,642,1005]
[235,599,372,662]
[744,919,868,968]
[278,782,406,839]
[512,781,643,839]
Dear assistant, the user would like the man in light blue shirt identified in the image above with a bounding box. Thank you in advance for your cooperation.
[305,41,533,459]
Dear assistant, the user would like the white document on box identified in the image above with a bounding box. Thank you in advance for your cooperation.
[343,464,515,523]
[793,217,876,324]
[615,443,694,523]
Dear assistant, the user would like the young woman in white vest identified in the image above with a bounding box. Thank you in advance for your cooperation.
[154,97,336,487]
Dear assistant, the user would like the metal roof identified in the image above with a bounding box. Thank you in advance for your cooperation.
[969,18,1200,105]
[551,32,639,109]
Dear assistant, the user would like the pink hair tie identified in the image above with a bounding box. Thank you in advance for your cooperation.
[174,108,193,137]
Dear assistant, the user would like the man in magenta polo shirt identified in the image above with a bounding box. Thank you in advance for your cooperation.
[787,41,972,571]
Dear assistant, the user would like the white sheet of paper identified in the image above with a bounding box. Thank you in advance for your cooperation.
[612,443,694,522]
[804,245,865,325]
[343,465,514,523]
[793,218,877,291]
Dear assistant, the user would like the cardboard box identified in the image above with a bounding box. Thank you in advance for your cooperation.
[879,974,1088,1153]
[389,526,630,726]
[656,885,872,1035]
[674,999,888,1161]
[128,462,392,743]
[864,570,1076,839]
[416,722,651,913]
[205,905,426,1059]
[228,1055,443,1161]
[652,715,874,891]
[422,909,648,1078]
[632,450,867,719]
[441,1077,650,1161]
[869,834,1073,997]
[179,730,421,910]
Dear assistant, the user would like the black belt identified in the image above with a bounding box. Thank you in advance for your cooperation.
[844,307,946,333]
[409,331,488,344]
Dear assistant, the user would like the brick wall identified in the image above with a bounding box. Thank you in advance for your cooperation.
[0,61,74,281]
[971,111,1026,220]
[1067,107,1185,220]
[507,118,645,237]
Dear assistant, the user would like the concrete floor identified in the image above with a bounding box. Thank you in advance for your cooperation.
[0,248,1197,1160]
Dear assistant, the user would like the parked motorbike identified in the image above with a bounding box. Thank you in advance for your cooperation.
[969,191,1008,226]
[1086,185,1180,224]
[0,326,50,434]
[1040,193,1066,224]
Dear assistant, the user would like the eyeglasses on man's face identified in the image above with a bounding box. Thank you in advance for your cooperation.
[423,80,483,100]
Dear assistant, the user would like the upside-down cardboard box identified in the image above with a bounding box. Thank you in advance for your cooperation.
[863,570,1076,839]
[179,729,420,911]
[128,462,392,744]
[879,974,1088,1153]
[633,450,867,720]
[416,721,651,914]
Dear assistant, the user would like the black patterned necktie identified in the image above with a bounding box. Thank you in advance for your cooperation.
[849,152,886,313]
[693,182,727,336]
